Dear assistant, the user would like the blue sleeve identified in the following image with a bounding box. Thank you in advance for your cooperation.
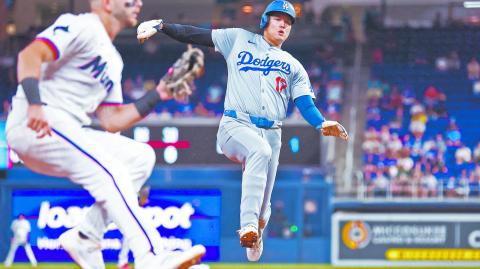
[294,95,325,129]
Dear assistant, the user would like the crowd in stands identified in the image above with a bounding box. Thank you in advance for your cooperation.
[363,28,480,198]
[363,79,480,198]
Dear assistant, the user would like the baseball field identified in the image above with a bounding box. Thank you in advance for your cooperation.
[0,264,473,269]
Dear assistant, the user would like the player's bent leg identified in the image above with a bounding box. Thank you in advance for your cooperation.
[72,129,157,267]
[83,128,156,191]
[7,123,164,262]
[72,131,156,268]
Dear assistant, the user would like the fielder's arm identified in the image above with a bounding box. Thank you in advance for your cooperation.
[17,40,56,138]
[138,20,214,47]
[95,80,172,133]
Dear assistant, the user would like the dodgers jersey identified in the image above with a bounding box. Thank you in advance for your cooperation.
[15,13,123,125]
[212,28,314,121]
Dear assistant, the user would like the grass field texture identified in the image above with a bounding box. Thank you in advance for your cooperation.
[0,264,474,269]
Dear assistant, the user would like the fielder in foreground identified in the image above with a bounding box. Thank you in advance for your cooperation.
[136,0,348,262]
[6,0,204,268]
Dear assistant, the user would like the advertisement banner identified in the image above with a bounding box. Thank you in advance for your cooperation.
[332,212,480,267]
[11,189,221,262]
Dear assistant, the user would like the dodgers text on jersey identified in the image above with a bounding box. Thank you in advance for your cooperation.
[236,51,291,75]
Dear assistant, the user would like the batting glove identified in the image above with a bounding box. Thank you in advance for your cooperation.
[137,19,163,43]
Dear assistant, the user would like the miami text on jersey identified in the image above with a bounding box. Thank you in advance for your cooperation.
[78,55,114,92]
[236,51,291,75]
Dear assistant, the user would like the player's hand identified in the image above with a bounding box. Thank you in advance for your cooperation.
[155,79,173,101]
[321,120,348,140]
[27,104,52,138]
[137,19,163,43]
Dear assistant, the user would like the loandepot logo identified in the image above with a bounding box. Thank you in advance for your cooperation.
[37,201,194,230]
[341,220,371,250]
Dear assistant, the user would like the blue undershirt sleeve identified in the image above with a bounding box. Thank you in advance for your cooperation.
[294,95,325,130]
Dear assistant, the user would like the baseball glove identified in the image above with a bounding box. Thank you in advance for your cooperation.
[321,121,349,140]
[161,45,205,100]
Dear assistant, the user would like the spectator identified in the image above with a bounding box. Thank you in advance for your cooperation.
[456,169,470,197]
[420,170,438,197]
[370,171,389,197]
[371,47,383,64]
[199,83,225,116]
[389,86,403,111]
[447,51,460,70]
[473,80,480,97]
[473,142,480,163]
[423,85,440,107]
[455,144,472,164]
[326,80,343,103]
[467,57,480,80]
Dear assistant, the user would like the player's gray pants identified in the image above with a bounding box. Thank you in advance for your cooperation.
[217,116,281,229]
[4,239,37,267]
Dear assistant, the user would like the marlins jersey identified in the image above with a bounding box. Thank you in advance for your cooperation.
[15,13,123,125]
[212,28,314,121]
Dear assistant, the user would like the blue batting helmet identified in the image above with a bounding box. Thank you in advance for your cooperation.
[260,0,296,29]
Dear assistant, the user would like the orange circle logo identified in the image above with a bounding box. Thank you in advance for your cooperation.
[341,221,371,250]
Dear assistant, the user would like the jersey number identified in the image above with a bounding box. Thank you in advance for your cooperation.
[275,76,287,93]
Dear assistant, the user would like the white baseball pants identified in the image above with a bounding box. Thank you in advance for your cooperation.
[6,97,161,261]
[4,238,37,267]
[216,116,281,229]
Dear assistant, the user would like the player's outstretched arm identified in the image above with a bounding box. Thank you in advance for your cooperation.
[294,95,348,140]
[137,20,214,47]
[95,80,172,133]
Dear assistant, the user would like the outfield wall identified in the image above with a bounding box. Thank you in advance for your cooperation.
[0,166,332,263]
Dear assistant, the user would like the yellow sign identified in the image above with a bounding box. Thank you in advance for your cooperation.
[386,248,480,261]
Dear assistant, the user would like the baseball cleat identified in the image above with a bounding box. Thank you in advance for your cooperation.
[238,225,258,248]
[59,228,105,269]
[137,244,206,269]
[170,245,206,269]
[246,219,266,262]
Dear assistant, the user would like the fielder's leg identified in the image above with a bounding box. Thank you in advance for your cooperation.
[24,243,38,267]
[76,129,156,244]
[4,239,20,267]
[7,121,162,262]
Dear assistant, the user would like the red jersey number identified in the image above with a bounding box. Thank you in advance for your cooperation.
[275,76,287,93]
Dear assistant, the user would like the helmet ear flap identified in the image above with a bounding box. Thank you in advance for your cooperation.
[260,14,268,29]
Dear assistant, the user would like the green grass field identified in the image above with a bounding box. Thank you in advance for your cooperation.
[0,264,475,269]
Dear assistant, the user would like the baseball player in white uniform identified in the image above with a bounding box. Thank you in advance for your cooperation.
[5,0,205,269]
[4,214,38,267]
[137,0,348,262]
